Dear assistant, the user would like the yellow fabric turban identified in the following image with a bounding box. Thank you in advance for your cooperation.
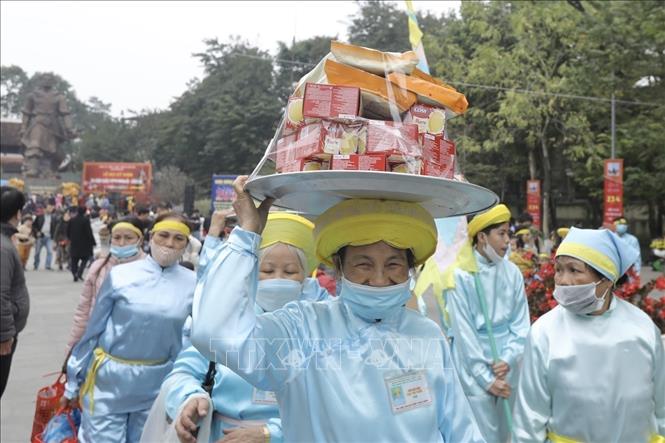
[314,199,437,266]
[556,227,570,239]
[515,228,530,236]
[467,204,511,238]
[261,213,318,273]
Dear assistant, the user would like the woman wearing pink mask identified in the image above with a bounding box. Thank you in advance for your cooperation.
[513,227,664,442]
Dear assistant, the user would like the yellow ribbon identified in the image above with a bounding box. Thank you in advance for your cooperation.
[112,221,143,238]
[80,347,165,414]
[547,431,665,443]
[151,220,191,237]
[547,431,580,443]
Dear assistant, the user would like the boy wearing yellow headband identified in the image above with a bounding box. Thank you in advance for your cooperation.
[191,176,485,442]
[513,227,664,442]
[444,204,530,442]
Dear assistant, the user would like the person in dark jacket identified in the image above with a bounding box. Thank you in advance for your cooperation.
[31,199,58,270]
[1,186,30,397]
[66,206,96,282]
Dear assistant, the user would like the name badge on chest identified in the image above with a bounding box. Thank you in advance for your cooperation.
[384,371,433,414]
[252,388,278,405]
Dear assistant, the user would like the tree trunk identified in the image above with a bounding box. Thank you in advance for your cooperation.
[528,148,537,180]
[652,199,665,240]
[540,117,552,237]
[648,200,655,241]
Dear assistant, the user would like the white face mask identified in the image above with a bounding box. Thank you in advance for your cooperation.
[150,240,185,267]
[481,241,504,264]
[553,281,610,315]
[256,279,302,312]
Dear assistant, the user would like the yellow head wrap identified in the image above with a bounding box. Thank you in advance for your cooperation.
[556,227,570,239]
[112,221,143,238]
[261,213,317,273]
[467,204,511,238]
[515,228,530,236]
[151,220,191,237]
[314,199,437,266]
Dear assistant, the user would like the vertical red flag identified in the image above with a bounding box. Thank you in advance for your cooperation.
[526,180,542,229]
[603,159,624,224]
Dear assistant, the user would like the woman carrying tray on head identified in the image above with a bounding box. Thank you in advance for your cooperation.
[190,175,485,442]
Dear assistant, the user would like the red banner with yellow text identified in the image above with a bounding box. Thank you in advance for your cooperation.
[526,180,542,229]
[603,159,623,224]
[82,162,152,197]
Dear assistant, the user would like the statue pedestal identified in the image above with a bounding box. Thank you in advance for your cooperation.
[17,172,81,197]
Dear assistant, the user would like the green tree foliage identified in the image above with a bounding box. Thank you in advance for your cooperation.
[0,65,29,117]
[347,1,441,53]
[152,39,281,190]
[274,36,335,102]
[4,1,662,237]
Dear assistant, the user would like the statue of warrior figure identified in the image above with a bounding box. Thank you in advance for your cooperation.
[20,73,76,177]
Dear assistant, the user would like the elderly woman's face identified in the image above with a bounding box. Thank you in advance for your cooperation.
[152,219,188,251]
[554,255,612,298]
[341,241,410,286]
[259,243,305,283]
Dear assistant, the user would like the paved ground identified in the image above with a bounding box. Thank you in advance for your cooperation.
[1,262,662,442]
[1,267,79,442]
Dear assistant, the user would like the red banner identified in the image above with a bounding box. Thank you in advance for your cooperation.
[82,162,152,196]
[603,159,623,224]
[526,179,542,229]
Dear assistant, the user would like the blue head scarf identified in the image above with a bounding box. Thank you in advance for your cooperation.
[555,227,639,281]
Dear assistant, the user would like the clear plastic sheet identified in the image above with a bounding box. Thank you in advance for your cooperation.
[244,41,500,217]
[251,41,463,181]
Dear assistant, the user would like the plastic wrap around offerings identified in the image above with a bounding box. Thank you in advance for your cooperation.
[252,40,463,179]
[246,41,499,217]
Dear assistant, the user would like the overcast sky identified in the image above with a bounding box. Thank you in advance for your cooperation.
[1,1,459,116]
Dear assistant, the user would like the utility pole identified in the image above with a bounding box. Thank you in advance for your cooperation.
[611,93,616,159]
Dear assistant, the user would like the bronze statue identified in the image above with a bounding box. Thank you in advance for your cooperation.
[20,73,75,178]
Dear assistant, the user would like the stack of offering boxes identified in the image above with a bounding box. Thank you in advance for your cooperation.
[272,41,466,179]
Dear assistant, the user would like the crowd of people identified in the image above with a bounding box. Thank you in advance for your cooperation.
[1,181,663,443]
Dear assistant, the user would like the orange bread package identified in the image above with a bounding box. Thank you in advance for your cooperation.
[330,40,419,76]
[324,59,417,119]
[386,71,468,115]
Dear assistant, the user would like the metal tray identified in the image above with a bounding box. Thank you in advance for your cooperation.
[245,171,498,217]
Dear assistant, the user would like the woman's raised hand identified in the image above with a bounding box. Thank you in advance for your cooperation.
[232,176,273,235]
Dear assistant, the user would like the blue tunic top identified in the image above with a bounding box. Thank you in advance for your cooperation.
[445,250,530,393]
[191,227,485,442]
[513,298,665,442]
[65,255,195,414]
[164,345,283,442]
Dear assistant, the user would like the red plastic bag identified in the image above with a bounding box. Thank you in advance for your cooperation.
[35,405,80,443]
[31,373,66,442]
